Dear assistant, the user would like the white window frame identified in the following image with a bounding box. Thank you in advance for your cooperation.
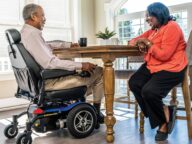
[168,3,192,36]
[0,0,78,80]
[0,0,25,26]
[115,2,192,41]
[0,0,26,80]
[115,12,147,43]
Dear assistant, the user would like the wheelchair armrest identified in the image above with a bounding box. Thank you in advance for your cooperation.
[41,69,77,80]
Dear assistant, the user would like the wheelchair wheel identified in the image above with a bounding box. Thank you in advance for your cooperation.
[16,133,32,144]
[67,103,97,138]
[4,124,18,138]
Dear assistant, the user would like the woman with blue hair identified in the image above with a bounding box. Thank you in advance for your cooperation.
[128,2,188,141]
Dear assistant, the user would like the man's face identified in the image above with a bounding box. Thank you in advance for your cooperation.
[31,7,46,30]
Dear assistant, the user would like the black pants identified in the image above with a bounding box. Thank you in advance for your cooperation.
[129,63,186,129]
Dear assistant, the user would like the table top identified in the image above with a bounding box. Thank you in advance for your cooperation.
[53,45,141,59]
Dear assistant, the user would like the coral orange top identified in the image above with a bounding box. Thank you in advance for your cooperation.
[129,21,188,73]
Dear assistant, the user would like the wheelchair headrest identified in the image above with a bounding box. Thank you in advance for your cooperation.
[5,29,21,45]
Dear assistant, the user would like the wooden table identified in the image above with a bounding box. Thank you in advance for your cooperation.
[53,45,140,143]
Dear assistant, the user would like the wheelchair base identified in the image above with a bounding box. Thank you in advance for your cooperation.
[4,101,100,144]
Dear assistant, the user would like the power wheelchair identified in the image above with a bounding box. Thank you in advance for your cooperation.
[3,29,99,144]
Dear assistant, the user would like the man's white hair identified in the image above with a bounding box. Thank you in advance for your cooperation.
[22,3,40,21]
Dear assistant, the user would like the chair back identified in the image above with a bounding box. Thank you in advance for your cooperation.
[5,29,42,96]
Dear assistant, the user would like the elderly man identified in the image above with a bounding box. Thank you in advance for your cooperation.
[21,4,104,123]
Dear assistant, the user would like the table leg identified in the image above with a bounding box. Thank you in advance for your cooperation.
[103,61,116,143]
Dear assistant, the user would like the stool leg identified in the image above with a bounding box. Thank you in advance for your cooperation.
[135,102,138,119]
[139,111,144,133]
[189,66,192,100]
[170,87,179,105]
[127,80,138,118]
[182,69,192,138]
[127,80,131,109]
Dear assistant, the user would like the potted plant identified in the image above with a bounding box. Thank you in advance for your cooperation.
[96,27,117,45]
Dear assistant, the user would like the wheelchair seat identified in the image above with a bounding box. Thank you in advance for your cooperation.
[5,29,87,104]
[46,86,86,101]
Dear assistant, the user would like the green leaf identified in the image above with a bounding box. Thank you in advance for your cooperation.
[95,27,116,39]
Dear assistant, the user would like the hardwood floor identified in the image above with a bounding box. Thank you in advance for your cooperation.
[0,104,191,144]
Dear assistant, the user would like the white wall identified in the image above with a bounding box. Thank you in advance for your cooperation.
[95,0,106,34]
[95,0,125,44]
[78,0,107,45]
[0,79,17,99]
[78,0,96,45]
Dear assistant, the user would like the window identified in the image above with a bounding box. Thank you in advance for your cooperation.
[118,19,145,45]
[0,0,24,24]
[38,0,72,41]
[118,0,192,14]
[4,61,8,71]
[0,58,12,73]
[116,0,192,40]
[0,0,74,75]
[0,0,24,74]
[172,11,188,39]
[116,80,127,95]
[115,58,128,70]
[0,62,2,71]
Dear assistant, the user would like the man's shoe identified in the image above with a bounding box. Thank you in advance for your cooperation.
[167,105,177,134]
[98,112,104,124]
[93,103,105,124]
[155,130,168,141]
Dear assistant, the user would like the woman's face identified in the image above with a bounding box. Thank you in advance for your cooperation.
[145,12,159,29]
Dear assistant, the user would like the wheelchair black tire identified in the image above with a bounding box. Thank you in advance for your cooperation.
[4,124,18,139]
[67,103,97,138]
[16,133,32,144]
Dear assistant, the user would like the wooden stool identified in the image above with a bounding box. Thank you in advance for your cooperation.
[139,67,192,138]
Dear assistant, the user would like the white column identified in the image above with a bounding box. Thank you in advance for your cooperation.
[25,0,38,4]
[79,0,96,45]
[104,3,114,30]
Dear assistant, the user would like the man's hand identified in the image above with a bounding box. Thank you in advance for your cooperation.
[81,62,96,74]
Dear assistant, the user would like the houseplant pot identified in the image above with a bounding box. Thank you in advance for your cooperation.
[96,27,117,45]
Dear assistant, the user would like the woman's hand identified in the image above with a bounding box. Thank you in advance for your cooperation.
[136,38,152,48]
[137,42,148,53]
[135,38,153,53]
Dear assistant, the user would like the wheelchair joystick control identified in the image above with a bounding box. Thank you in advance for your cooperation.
[79,71,91,77]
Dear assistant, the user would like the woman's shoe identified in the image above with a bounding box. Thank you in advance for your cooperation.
[167,105,177,134]
[155,130,168,141]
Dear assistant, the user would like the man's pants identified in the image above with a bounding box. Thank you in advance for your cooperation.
[129,63,186,129]
[45,67,104,103]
